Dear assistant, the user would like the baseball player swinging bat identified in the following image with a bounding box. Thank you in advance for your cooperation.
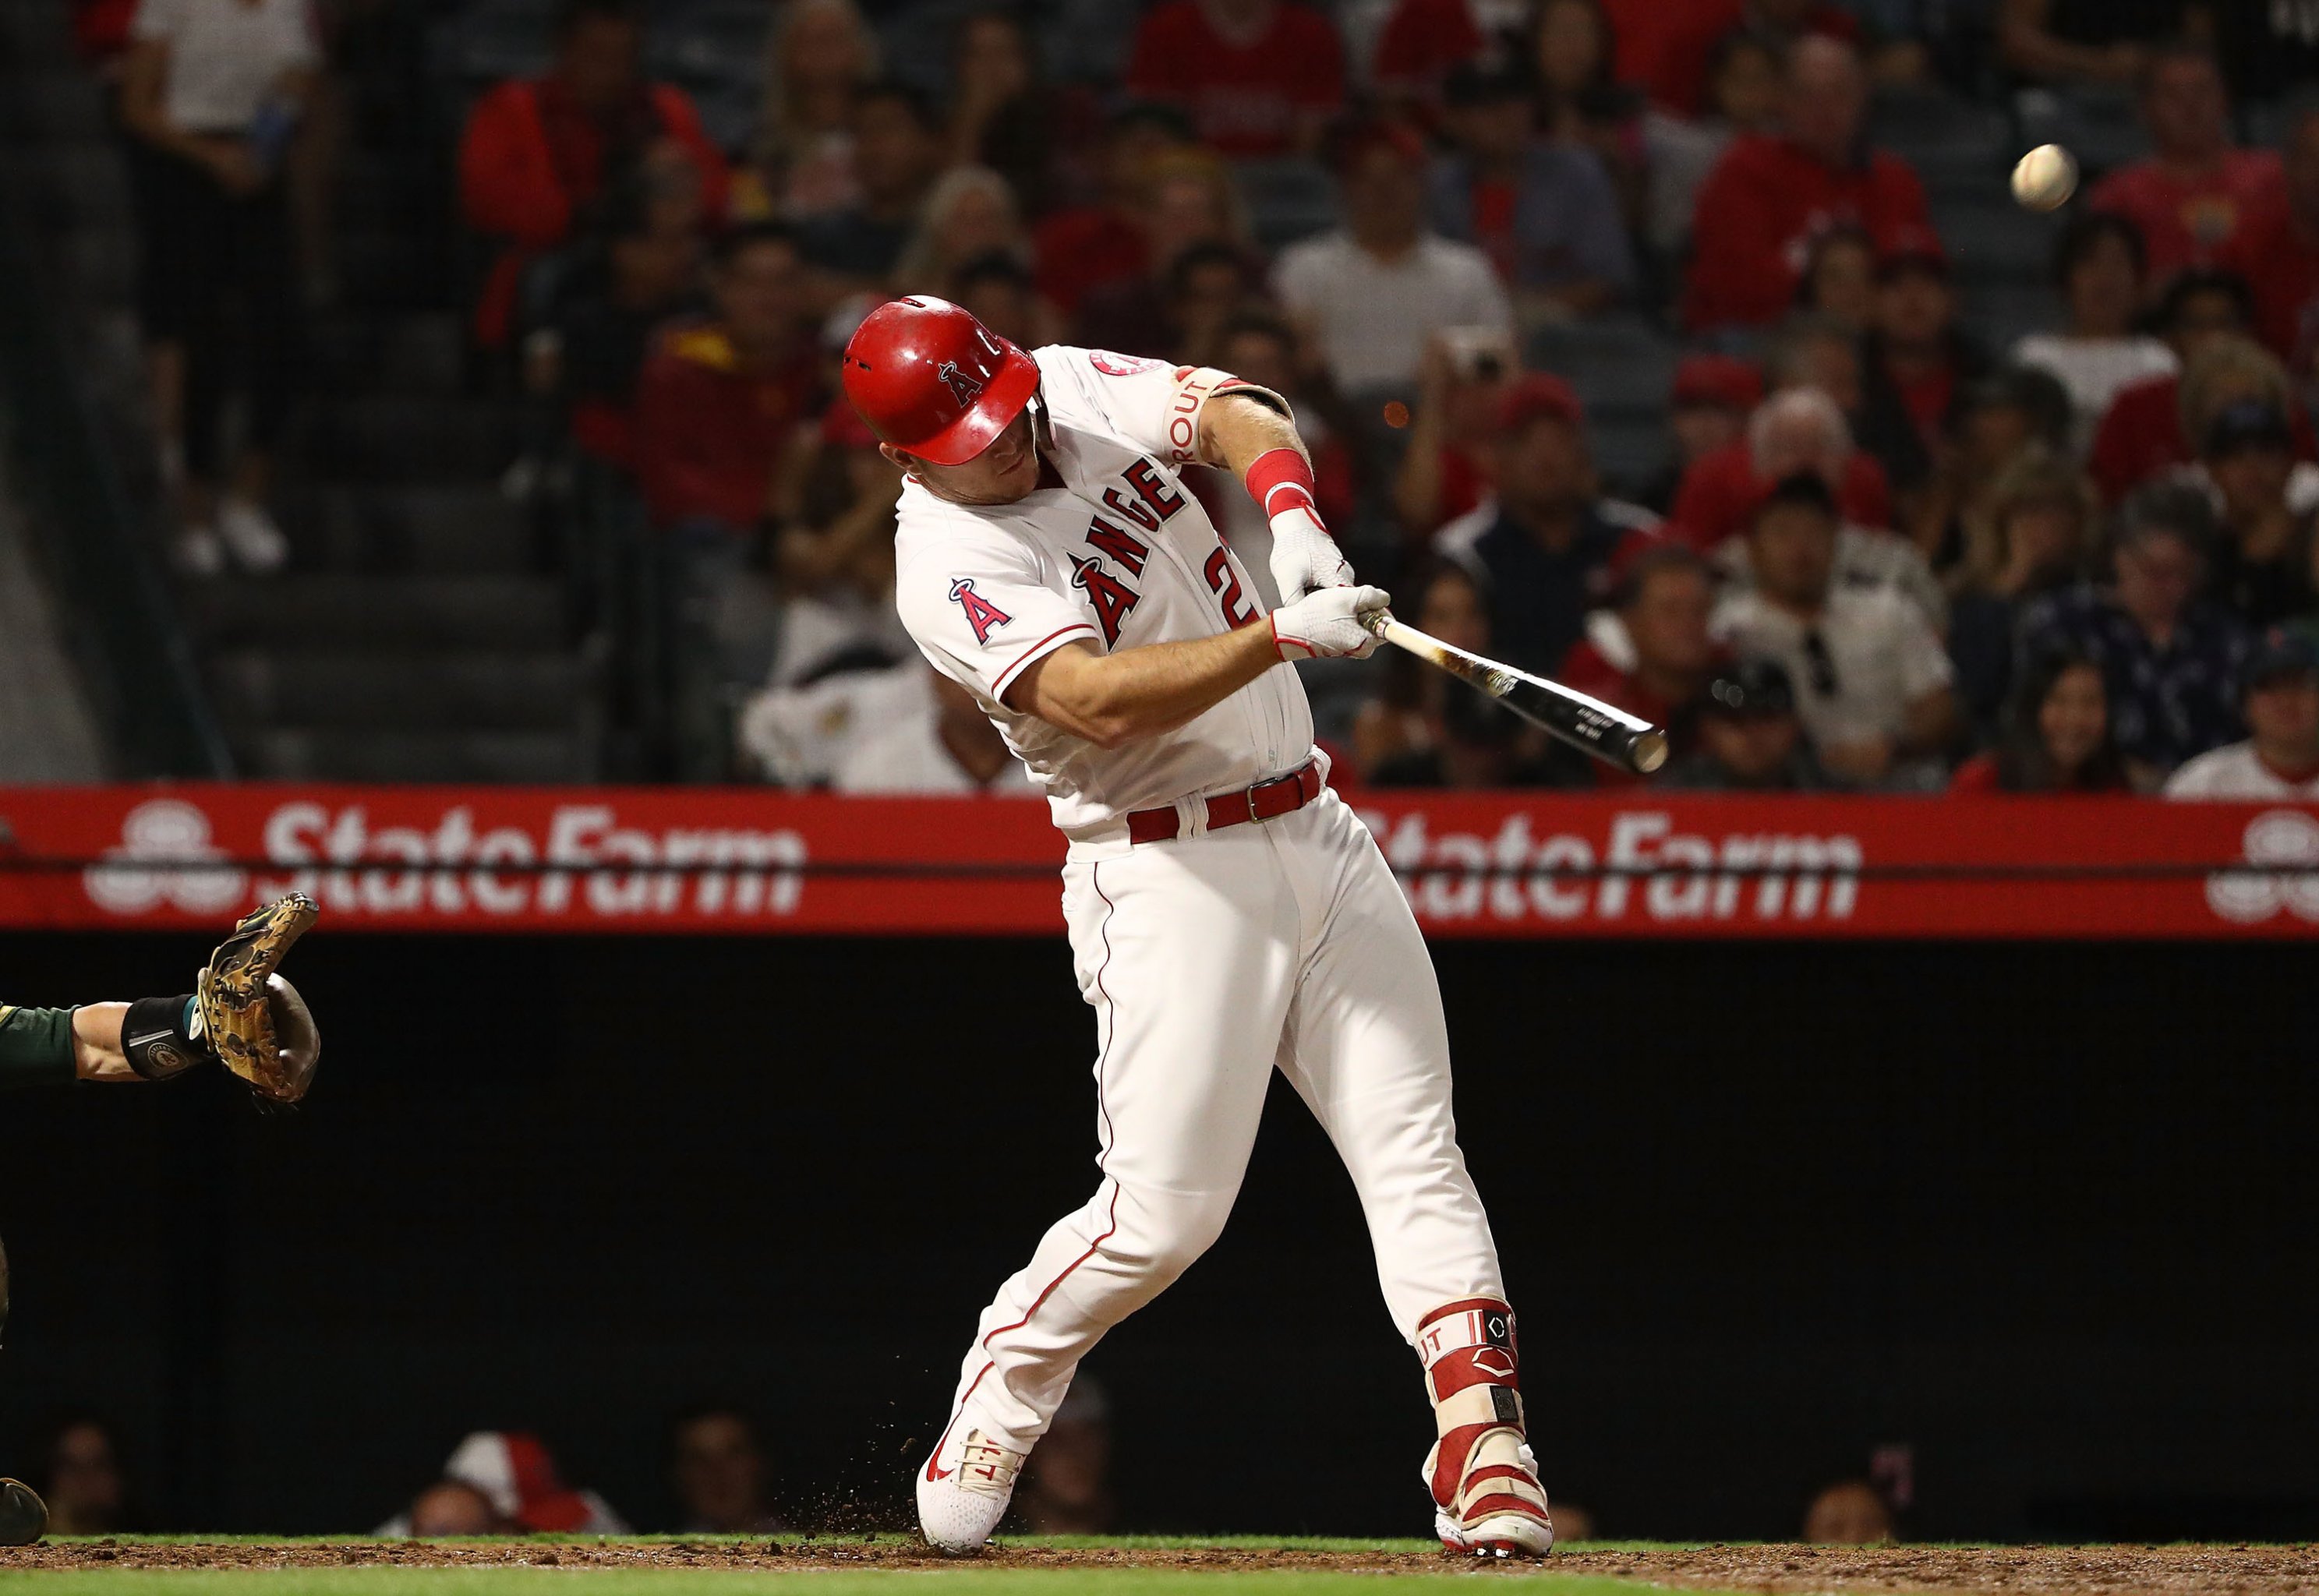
[849,296,1557,1560]
[1359,612,1669,775]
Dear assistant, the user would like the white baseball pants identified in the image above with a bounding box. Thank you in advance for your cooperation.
[944,789,1505,1453]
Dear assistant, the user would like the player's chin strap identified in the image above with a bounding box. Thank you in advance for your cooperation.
[1416,1297,1551,1537]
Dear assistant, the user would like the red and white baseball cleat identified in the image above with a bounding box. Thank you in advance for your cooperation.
[1426,1434,1554,1558]
[1416,1297,1554,1559]
[915,1421,1026,1553]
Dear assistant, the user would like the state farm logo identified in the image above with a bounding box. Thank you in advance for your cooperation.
[1367,810,1861,923]
[81,800,808,920]
[2205,810,2319,924]
[83,799,249,915]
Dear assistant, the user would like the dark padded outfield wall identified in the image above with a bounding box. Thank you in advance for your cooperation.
[0,932,2310,1540]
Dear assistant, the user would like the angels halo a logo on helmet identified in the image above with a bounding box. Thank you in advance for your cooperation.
[936,359,985,406]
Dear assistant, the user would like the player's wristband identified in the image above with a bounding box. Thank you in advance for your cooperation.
[122,994,205,1082]
[1245,447,1319,520]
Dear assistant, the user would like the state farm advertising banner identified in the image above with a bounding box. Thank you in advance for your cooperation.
[0,785,2314,939]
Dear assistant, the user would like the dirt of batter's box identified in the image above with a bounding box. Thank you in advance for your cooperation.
[4,1541,2319,1591]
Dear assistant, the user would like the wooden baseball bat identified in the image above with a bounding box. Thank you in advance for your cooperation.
[1360,612,1669,776]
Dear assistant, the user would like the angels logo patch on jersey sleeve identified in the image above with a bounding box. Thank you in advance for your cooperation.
[1088,350,1162,377]
[948,577,1014,644]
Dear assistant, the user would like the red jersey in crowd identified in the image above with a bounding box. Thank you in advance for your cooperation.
[1370,0,1484,101]
[1666,440,1895,549]
[2088,369,2319,501]
[1030,207,1150,316]
[2087,151,2283,284]
[1123,0,1345,159]
[72,0,136,62]
[1606,0,1858,115]
[2218,191,2319,368]
[1681,135,1932,331]
[632,323,818,531]
[458,77,730,345]
[2088,373,2184,502]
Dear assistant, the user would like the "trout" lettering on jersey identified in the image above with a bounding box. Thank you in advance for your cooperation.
[1069,554,1140,646]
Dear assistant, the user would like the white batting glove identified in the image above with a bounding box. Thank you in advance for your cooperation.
[1268,504,1356,604]
[1271,584,1390,661]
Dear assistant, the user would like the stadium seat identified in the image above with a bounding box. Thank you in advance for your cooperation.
[647,0,773,99]
[1527,315,1681,444]
[1233,159,1338,252]
[1933,196,2064,290]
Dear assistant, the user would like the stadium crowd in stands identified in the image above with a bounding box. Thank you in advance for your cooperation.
[79,0,2319,798]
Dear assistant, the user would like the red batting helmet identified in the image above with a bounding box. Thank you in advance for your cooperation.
[842,296,1040,466]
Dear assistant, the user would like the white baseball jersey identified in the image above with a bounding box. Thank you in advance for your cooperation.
[893,347,1314,839]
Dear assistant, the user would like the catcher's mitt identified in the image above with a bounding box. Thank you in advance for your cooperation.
[197,893,322,1103]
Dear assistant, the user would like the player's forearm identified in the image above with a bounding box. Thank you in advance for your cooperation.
[1015,627,1283,750]
[1199,392,1306,479]
[71,1003,140,1082]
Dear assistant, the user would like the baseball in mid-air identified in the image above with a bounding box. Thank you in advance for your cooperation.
[2011,143,2079,212]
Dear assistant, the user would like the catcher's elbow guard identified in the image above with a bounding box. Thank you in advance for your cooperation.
[121,995,204,1082]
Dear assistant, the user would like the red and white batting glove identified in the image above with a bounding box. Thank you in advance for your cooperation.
[1246,447,1355,602]
[1271,584,1390,662]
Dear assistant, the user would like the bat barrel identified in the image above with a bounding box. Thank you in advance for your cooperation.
[1526,691,1669,775]
[1363,611,1670,776]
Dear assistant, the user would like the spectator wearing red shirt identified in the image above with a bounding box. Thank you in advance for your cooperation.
[1605,0,1858,117]
[1370,0,1488,111]
[1852,227,1993,505]
[458,0,729,348]
[1557,544,1723,782]
[1639,353,1762,513]
[1670,316,1893,547]
[2086,44,2282,287]
[1123,0,1344,160]
[2087,267,2260,502]
[635,224,822,774]
[2218,101,2319,373]
[1030,104,1197,316]
[635,224,820,535]
[1681,36,1932,334]
[1071,150,1257,355]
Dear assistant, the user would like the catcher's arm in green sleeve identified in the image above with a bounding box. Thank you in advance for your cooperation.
[0,892,323,1102]
[0,998,203,1091]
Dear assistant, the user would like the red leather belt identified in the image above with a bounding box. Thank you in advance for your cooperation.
[1126,761,1322,845]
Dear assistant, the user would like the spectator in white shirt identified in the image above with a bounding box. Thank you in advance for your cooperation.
[1274,118,1513,395]
[2013,213,2177,458]
[834,666,1041,795]
[2165,634,2319,798]
[1712,387,1950,631]
[1715,471,1960,787]
[121,0,319,577]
